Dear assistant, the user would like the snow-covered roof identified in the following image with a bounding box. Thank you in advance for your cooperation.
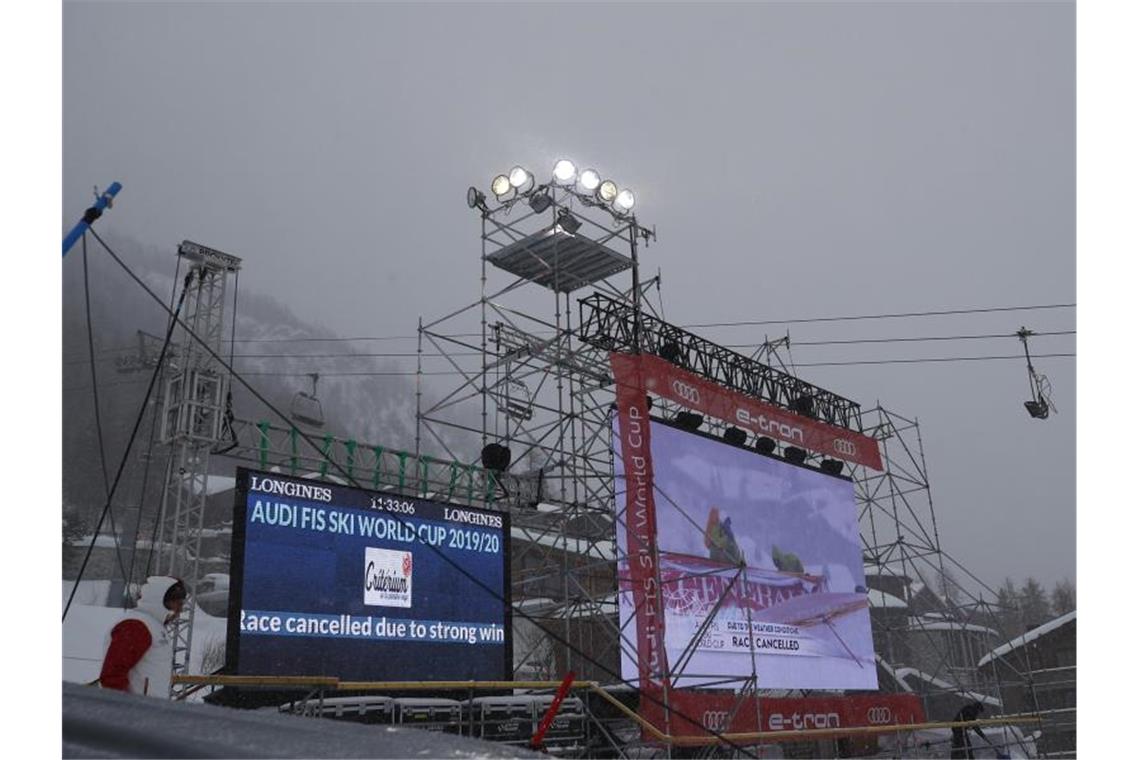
[868,589,908,609]
[892,667,1002,708]
[907,617,998,636]
[978,610,1076,668]
[863,564,911,581]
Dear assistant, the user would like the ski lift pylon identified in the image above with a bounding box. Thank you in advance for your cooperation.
[291,372,325,428]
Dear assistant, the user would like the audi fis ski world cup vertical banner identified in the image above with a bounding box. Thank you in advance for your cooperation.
[226,468,511,681]
[613,418,877,691]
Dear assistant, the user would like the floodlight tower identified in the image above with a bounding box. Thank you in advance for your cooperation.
[418,160,656,680]
[153,240,241,696]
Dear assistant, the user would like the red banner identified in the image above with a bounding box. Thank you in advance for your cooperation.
[643,690,925,739]
[611,353,669,693]
[620,353,883,471]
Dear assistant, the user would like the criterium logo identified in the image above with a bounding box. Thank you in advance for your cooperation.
[364,547,413,608]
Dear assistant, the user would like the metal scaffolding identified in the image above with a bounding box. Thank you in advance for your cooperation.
[407,174,1044,754]
[153,240,241,696]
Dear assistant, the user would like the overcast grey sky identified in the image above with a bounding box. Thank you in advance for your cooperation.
[63,2,1075,593]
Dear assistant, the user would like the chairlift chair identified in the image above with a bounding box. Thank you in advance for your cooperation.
[290,373,325,428]
[1017,328,1058,420]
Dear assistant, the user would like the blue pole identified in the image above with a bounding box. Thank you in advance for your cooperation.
[63,181,122,257]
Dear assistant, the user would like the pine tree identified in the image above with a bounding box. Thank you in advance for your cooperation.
[994,577,1023,639]
[1051,578,1076,614]
[1019,577,1052,629]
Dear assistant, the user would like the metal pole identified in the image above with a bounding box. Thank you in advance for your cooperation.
[629,216,641,353]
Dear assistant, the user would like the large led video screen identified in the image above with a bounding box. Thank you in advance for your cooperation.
[615,420,876,690]
[226,468,511,681]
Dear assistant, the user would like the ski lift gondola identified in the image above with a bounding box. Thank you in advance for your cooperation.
[291,373,325,428]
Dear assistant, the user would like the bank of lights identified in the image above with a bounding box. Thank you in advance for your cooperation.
[486,160,636,215]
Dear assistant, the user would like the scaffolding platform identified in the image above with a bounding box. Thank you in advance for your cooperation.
[485,225,631,293]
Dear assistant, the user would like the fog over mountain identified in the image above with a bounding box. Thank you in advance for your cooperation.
[62,232,477,532]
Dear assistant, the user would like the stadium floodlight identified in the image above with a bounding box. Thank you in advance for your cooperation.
[553,159,577,184]
[613,189,636,214]
[466,186,487,211]
[597,179,618,203]
[491,174,512,200]
[509,166,533,191]
[578,169,601,192]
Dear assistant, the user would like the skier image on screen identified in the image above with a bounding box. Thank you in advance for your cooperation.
[703,507,744,565]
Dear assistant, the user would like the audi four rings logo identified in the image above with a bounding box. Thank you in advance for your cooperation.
[671,380,701,404]
[866,706,893,725]
[833,439,857,457]
[702,711,730,731]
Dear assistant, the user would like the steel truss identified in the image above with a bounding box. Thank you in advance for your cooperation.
[578,291,863,431]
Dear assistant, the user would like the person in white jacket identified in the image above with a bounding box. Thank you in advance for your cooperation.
[98,576,187,698]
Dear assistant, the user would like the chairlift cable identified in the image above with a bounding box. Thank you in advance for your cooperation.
[685,302,1076,329]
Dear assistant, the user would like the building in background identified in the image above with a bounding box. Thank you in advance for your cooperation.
[978,611,1076,758]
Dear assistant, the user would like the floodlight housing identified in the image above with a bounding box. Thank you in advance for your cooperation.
[755,436,777,455]
[675,411,703,431]
[613,189,635,214]
[481,443,512,472]
[509,166,532,189]
[783,446,807,465]
[553,159,577,184]
[820,459,845,476]
[466,186,486,210]
[597,180,618,203]
[579,169,601,192]
[491,174,512,199]
[723,427,747,447]
[658,341,681,363]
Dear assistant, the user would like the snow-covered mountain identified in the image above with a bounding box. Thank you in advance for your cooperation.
[63,232,474,547]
